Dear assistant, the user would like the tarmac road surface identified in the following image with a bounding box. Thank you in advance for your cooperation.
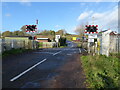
[2,41,87,88]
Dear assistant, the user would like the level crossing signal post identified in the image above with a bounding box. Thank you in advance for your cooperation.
[84,25,98,55]
[26,25,37,49]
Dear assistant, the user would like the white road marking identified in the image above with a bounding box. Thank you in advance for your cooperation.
[10,58,47,82]
[67,54,72,56]
[53,51,62,56]
[71,44,74,47]
[84,49,87,52]
[64,49,76,51]
[74,52,77,53]
[79,48,81,53]
[34,52,54,55]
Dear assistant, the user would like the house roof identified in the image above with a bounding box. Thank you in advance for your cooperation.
[5,36,30,37]
[37,38,49,40]
[36,35,54,40]
[110,32,116,35]
[99,30,108,33]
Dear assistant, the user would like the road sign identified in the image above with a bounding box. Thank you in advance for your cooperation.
[88,34,97,39]
[88,39,94,42]
[55,35,60,39]
[85,25,98,34]
[29,36,36,40]
[72,37,77,40]
[55,35,60,42]
[26,25,37,32]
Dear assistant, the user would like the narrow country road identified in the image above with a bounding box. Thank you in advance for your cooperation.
[2,41,87,89]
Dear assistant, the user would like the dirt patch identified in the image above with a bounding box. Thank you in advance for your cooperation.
[41,54,87,88]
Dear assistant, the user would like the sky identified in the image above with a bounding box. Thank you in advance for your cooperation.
[1,1,119,34]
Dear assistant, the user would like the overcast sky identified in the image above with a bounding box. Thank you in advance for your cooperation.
[1,0,119,34]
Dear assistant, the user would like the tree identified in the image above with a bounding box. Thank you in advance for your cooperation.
[56,29,66,36]
[18,31,25,36]
[39,30,55,36]
[59,37,67,46]
[2,31,13,37]
[41,30,50,35]
[12,30,25,36]
[50,30,55,35]
[0,31,2,37]
[21,25,26,32]
[74,23,86,38]
[13,31,19,36]
[20,25,32,36]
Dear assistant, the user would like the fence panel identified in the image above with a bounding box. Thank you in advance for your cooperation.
[1,39,39,52]
[39,42,57,48]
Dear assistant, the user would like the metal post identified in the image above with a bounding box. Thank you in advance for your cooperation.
[92,17,94,25]
[118,34,119,53]
[88,42,90,53]
[32,34,34,49]
[93,41,95,56]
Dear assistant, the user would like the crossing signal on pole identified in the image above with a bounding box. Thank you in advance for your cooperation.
[29,36,37,40]
[26,25,37,32]
[36,19,38,24]
[84,25,98,34]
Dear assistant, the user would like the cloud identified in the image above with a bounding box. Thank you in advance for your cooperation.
[77,11,93,21]
[91,6,118,31]
[20,0,31,6]
[94,0,104,3]
[20,0,30,2]
[55,25,60,28]
[5,13,11,17]
[80,2,86,6]
[77,5,118,31]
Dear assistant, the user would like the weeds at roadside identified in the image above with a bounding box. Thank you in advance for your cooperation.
[81,54,119,89]
[2,48,32,57]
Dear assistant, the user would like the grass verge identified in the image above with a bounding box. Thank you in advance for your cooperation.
[59,46,67,48]
[81,54,120,89]
[2,48,32,57]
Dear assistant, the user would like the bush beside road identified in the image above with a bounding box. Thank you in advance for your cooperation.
[81,53,120,89]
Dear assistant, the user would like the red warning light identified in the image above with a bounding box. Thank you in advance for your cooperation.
[86,25,89,27]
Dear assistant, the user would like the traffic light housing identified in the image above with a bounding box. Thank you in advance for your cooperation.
[29,36,37,40]
[85,25,98,34]
[26,25,37,32]
[29,36,32,40]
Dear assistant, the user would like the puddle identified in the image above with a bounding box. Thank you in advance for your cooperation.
[67,54,72,56]
[20,72,58,89]
[21,82,40,89]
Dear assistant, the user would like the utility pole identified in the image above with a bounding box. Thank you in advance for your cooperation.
[92,16,95,55]
[32,19,38,49]
[92,17,94,25]
[118,31,119,53]
[26,20,38,49]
